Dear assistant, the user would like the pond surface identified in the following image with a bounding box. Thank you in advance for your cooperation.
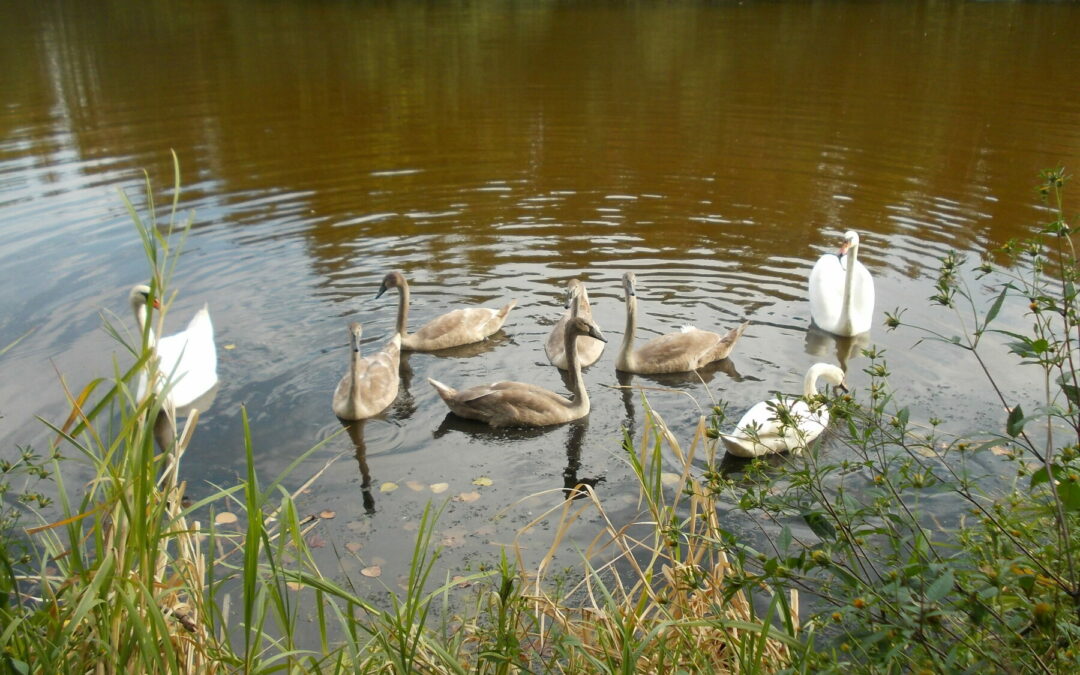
[2,0,1080,590]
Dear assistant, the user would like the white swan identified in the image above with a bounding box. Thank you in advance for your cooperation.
[809,230,875,336]
[616,271,748,375]
[332,322,401,421]
[129,284,218,409]
[428,315,606,428]
[376,271,516,351]
[545,278,605,370]
[719,363,847,458]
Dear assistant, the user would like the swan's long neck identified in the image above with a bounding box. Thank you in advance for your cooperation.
[565,324,588,411]
[839,243,858,335]
[617,292,637,370]
[803,367,822,398]
[394,282,411,338]
[134,302,157,349]
[346,337,364,406]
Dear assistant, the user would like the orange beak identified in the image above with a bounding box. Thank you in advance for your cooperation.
[152,299,162,309]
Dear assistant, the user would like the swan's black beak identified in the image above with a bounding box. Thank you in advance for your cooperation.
[589,325,607,343]
[375,282,388,300]
[836,381,849,394]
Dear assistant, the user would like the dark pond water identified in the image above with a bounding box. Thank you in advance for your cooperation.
[2,0,1080,593]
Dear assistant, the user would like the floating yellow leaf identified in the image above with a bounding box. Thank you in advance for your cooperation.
[660,472,682,487]
[224,344,236,350]
[405,480,426,492]
[286,581,303,591]
[361,565,382,578]
[472,476,493,487]
[456,491,481,503]
[214,512,238,525]
[345,542,362,553]
[319,510,336,519]
[990,446,1012,457]
[380,482,399,493]
[430,483,449,494]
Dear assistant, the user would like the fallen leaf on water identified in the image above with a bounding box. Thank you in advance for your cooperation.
[307,534,326,549]
[451,575,472,588]
[215,512,238,525]
[402,521,418,532]
[224,344,236,350]
[430,483,449,494]
[286,581,303,591]
[345,542,362,553]
[361,566,381,578]
[914,447,938,458]
[405,480,426,492]
[319,510,336,519]
[472,476,493,487]
[456,491,481,503]
[990,446,1012,457]
[380,482,399,493]
[660,473,681,487]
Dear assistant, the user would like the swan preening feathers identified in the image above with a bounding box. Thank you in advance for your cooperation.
[129,284,218,410]
[332,322,401,421]
[720,363,847,458]
[616,271,748,375]
[809,230,875,336]
[429,315,606,428]
[545,278,605,370]
[376,270,516,351]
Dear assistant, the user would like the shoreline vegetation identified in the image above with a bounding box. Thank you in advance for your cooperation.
[2,165,1078,672]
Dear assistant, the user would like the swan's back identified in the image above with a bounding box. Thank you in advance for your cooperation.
[429,378,576,428]
[333,333,400,420]
[407,303,515,351]
[721,399,830,457]
[630,322,746,374]
[809,252,875,335]
[145,305,218,408]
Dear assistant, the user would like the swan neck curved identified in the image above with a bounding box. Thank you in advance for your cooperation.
[803,368,820,398]
[564,325,588,411]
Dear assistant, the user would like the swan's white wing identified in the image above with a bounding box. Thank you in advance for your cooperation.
[155,305,218,407]
[809,254,846,333]
[848,261,875,334]
[722,399,830,457]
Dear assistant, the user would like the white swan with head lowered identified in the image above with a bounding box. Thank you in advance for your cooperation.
[428,315,606,428]
[129,284,218,409]
[332,322,401,421]
[615,271,747,375]
[545,278,605,370]
[809,230,874,336]
[376,270,516,351]
[720,363,847,457]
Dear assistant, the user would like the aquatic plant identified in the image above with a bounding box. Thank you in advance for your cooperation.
[701,168,1080,672]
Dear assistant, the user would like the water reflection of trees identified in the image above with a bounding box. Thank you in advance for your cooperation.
[12,0,1078,280]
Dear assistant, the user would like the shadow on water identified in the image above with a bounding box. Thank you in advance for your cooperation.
[342,419,376,515]
[803,325,871,373]
[430,409,606,499]
[562,418,605,500]
[613,358,748,428]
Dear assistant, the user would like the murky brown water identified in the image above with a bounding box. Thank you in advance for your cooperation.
[3,0,1080,586]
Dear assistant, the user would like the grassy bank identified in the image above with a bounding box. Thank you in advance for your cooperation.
[2,167,1078,673]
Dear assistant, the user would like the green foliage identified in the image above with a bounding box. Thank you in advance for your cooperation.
[701,168,1080,672]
